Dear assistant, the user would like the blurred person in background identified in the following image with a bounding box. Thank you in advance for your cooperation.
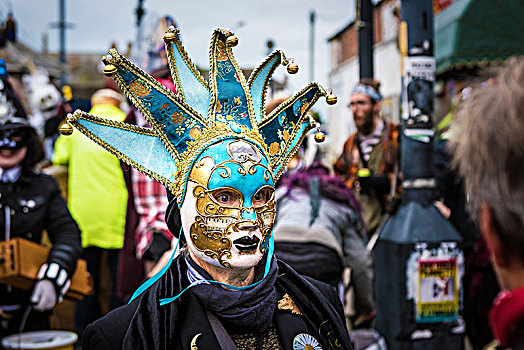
[116,19,176,300]
[53,88,127,338]
[435,84,497,349]
[334,79,399,237]
[273,132,375,328]
[0,61,81,338]
[116,105,174,302]
[449,57,524,349]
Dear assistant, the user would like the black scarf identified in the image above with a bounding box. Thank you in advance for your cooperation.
[185,252,278,334]
[121,256,353,349]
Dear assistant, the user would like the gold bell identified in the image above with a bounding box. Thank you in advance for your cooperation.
[287,60,299,74]
[326,93,338,105]
[226,35,238,47]
[163,31,177,43]
[314,129,325,143]
[103,64,118,77]
[59,122,73,136]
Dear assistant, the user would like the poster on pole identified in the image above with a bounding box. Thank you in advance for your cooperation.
[417,258,459,323]
[406,241,463,324]
[402,56,435,122]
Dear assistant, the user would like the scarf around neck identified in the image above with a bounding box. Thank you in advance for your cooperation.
[185,252,278,334]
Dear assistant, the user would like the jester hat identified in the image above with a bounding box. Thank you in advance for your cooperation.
[64,27,335,206]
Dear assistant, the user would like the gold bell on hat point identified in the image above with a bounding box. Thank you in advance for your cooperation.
[314,128,325,143]
[226,35,238,47]
[163,31,177,43]
[326,90,338,105]
[103,64,118,77]
[287,60,299,74]
[59,122,73,136]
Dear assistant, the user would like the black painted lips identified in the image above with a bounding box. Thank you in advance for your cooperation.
[233,235,260,251]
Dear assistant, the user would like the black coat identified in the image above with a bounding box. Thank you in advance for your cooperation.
[83,257,353,350]
[0,169,82,305]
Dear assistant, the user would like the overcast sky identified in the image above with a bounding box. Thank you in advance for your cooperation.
[10,1,356,91]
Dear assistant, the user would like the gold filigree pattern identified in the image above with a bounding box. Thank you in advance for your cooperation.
[190,182,275,267]
[129,79,151,97]
[173,123,268,204]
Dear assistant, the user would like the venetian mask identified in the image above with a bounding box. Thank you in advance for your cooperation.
[180,138,275,269]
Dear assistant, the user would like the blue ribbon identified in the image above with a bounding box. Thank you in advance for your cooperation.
[128,227,275,306]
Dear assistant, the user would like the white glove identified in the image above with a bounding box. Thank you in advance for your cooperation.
[30,279,57,311]
[30,263,71,311]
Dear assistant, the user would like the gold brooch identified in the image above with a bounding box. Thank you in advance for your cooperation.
[278,293,302,315]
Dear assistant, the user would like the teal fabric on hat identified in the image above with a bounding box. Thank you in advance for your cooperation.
[209,34,253,129]
[248,51,286,122]
[117,66,206,156]
[166,36,210,117]
[74,112,177,188]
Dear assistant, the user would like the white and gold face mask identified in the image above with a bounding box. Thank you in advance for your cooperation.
[180,139,275,269]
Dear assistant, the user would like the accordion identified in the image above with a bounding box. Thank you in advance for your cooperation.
[0,237,92,299]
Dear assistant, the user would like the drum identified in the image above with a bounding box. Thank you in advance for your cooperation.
[1,330,77,350]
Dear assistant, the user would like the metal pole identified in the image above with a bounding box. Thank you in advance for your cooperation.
[58,0,65,64]
[135,0,146,51]
[309,10,315,81]
[58,0,66,83]
[374,1,464,349]
[358,0,374,79]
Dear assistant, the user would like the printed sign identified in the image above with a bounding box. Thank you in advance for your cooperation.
[402,56,435,121]
[405,241,463,324]
[417,258,459,323]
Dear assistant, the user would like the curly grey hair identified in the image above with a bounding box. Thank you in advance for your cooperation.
[448,57,524,262]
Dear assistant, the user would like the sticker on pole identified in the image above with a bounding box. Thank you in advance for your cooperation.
[402,56,435,123]
[417,258,459,323]
[406,242,463,324]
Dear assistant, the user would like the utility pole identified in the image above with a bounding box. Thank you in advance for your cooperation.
[50,0,74,85]
[357,0,374,79]
[135,0,146,51]
[58,0,65,66]
[309,10,315,81]
[374,1,464,349]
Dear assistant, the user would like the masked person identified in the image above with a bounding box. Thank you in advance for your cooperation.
[334,79,399,236]
[63,28,352,349]
[0,61,81,338]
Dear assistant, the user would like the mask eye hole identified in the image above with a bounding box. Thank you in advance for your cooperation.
[211,188,242,208]
[253,187,274,207]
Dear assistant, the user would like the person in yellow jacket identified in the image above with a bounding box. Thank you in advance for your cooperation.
[53,88,128,338]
